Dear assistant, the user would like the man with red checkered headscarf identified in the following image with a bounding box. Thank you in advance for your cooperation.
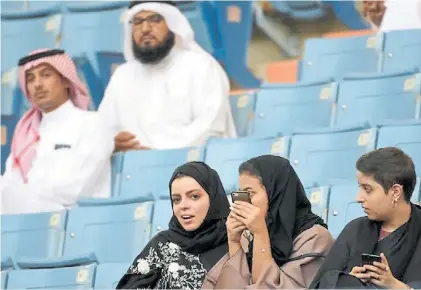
[1,49,114,215]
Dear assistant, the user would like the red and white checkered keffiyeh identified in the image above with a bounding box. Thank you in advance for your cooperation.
[11,49,90,183]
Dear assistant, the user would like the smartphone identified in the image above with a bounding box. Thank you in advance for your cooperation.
[361,253,381,266]
[231,191,251,203]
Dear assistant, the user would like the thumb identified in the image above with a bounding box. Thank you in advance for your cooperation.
[380,253,389,267]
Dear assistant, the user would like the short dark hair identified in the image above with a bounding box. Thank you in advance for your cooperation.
[356,147,417,202]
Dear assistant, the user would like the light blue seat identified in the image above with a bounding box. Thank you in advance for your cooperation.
[0,1,27,11]
[328,184,364,238]
[270,0,328,20]
[305,186,330,222]
[1,9,62,71]
[7,264,96,289]
[1,114,18,175]
[205,136,290,191]
[61,1,126,71]
[151,199,173,237]
[289,125,377,187]
[335,71,421,127]
[96,52,125,88]
[253,80,337,136]
[63,202,153,263]
[111,153,124,197]
[1,270,8,290]
[229,92,257,137]
[118,147,204,198]
[94,263,130,289]
[300,34,381,81]
[377,120,421,178]
[1,68,20,116]
[1,211,67,261]
[413,178,421,204]
[383,29,421,73]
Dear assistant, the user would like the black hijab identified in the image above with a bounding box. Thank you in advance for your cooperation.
[160,162,230,255]
[241,155,327,268]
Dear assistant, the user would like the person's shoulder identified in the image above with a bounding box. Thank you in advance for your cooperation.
[109,61,139,81]
[181,48,221,70]
[296,225,334,252]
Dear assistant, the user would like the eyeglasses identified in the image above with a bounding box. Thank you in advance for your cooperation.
[130,14,164,28]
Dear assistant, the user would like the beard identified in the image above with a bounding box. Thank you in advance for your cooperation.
[132,31,175,64]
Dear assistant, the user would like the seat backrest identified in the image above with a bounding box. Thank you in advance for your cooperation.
[229,92,257,137]
[118,147,204,198]
[63,202,153,263]
[289,125,377,187]
[254,80,337,136]
[413,178,421,205]
[1,68,20,116]
[328,184,365,238]
[1,211,67,260]
[151,199,173,237]
[205,136,290,191]
[7,264,96,289]
[336,71,421,127]
[94,263,130,289]
[1,114,18,175]
[301,34,381,81]
[1,13,62,71]
[383,29,421,73]
[111,153,124,197]
[305,186,330,222]
[61,2,126,58]
[377,121,421,178]
[1,271,8,290]
[96,52,125,88]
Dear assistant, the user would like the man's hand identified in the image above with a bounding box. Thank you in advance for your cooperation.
[114,131,150,152]
[363,0,386,27]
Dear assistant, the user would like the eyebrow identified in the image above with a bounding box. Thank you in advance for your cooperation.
[240,187,253,191]
[171,189,201,196]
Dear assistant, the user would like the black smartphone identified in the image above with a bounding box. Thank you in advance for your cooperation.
[361,253,381,266]
[231,191,251,203]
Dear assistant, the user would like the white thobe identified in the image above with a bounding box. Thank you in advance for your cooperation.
[99,46,237,149]
[380,0,421,31]
[0,101,114,215]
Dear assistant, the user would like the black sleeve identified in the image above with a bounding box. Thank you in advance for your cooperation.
[309,219,360,289]
[116,235,165,289]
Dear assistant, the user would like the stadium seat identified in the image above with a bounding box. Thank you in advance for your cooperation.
[335,71,421,127]
[1,114,18,175]
[289,125,377,187]
[151,198,173,237]
[305,186,330,222]
[111,153,124,197]
[300,34,381,81]
[63,201,153,263]
[383,29,421,73]
[94,263,130,289]
[60,1,126,71]
[118,147,204,198]
[7,264,96,289]
[1,68,20,116]
[96,52,125,88]
[413,179,421,205]
[253,79,337,136]
[270,0,328,21]
[205,136,290,191]
[377,120,421,178]
[1,211,67,261]
[229,91,257,137]
[328,184,365,238]
[1,271,8,290]
[1,10,62,71]
[0,1,27,12]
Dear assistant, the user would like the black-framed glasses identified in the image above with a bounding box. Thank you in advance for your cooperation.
[130,14,164,28]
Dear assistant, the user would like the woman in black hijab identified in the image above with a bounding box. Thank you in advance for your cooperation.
[117,162,230,289]
[202,155,334,289]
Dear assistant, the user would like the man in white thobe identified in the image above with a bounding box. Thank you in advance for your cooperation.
[1,49,113,215]
[99,0,236,152]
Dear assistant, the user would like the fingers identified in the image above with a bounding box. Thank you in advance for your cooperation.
[230,211,246,224]
[115,131,136,142]
[364,265,382,275]
[232,203,253,215]
[373,261,388,271]
[234,201,255,209]
[230,206,248,220]
[354,273,372,280]
[380,253,389,267]
[115,139,141,152]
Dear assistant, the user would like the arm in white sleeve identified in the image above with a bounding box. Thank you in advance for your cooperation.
[29,115,114,206]
[162,58,234,148]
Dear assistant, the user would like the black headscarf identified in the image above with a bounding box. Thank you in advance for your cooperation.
[241,155,327,268]
[160,162,230,255]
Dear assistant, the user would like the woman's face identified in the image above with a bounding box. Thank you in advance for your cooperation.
[171,176,210,231]
[239,172,269,218]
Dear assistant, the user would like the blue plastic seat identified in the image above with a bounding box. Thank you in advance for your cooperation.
[1,10,62,71]
[63,201,153,263]
[335,71,421,127]
[253,80,337,136]
[289,125,377,187]
[328,184,365,238]
[413,178,421,204]
[94,263,130,289]
[1,67,20,116]
[377,120,421,178]
[301,34,381,81]
[270,0,328,21]
[383,29,421,73]
[150,199,173,238]
[1,270,8,290]
[96,52,125,88]
[7,264,96,289]
[111,153,124,197]
[229,91,257,137]
[1,211,67,261]
[205,136,290,191]
[118,147,204,198]
[1,114,18,175]
[305,186,330,222]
